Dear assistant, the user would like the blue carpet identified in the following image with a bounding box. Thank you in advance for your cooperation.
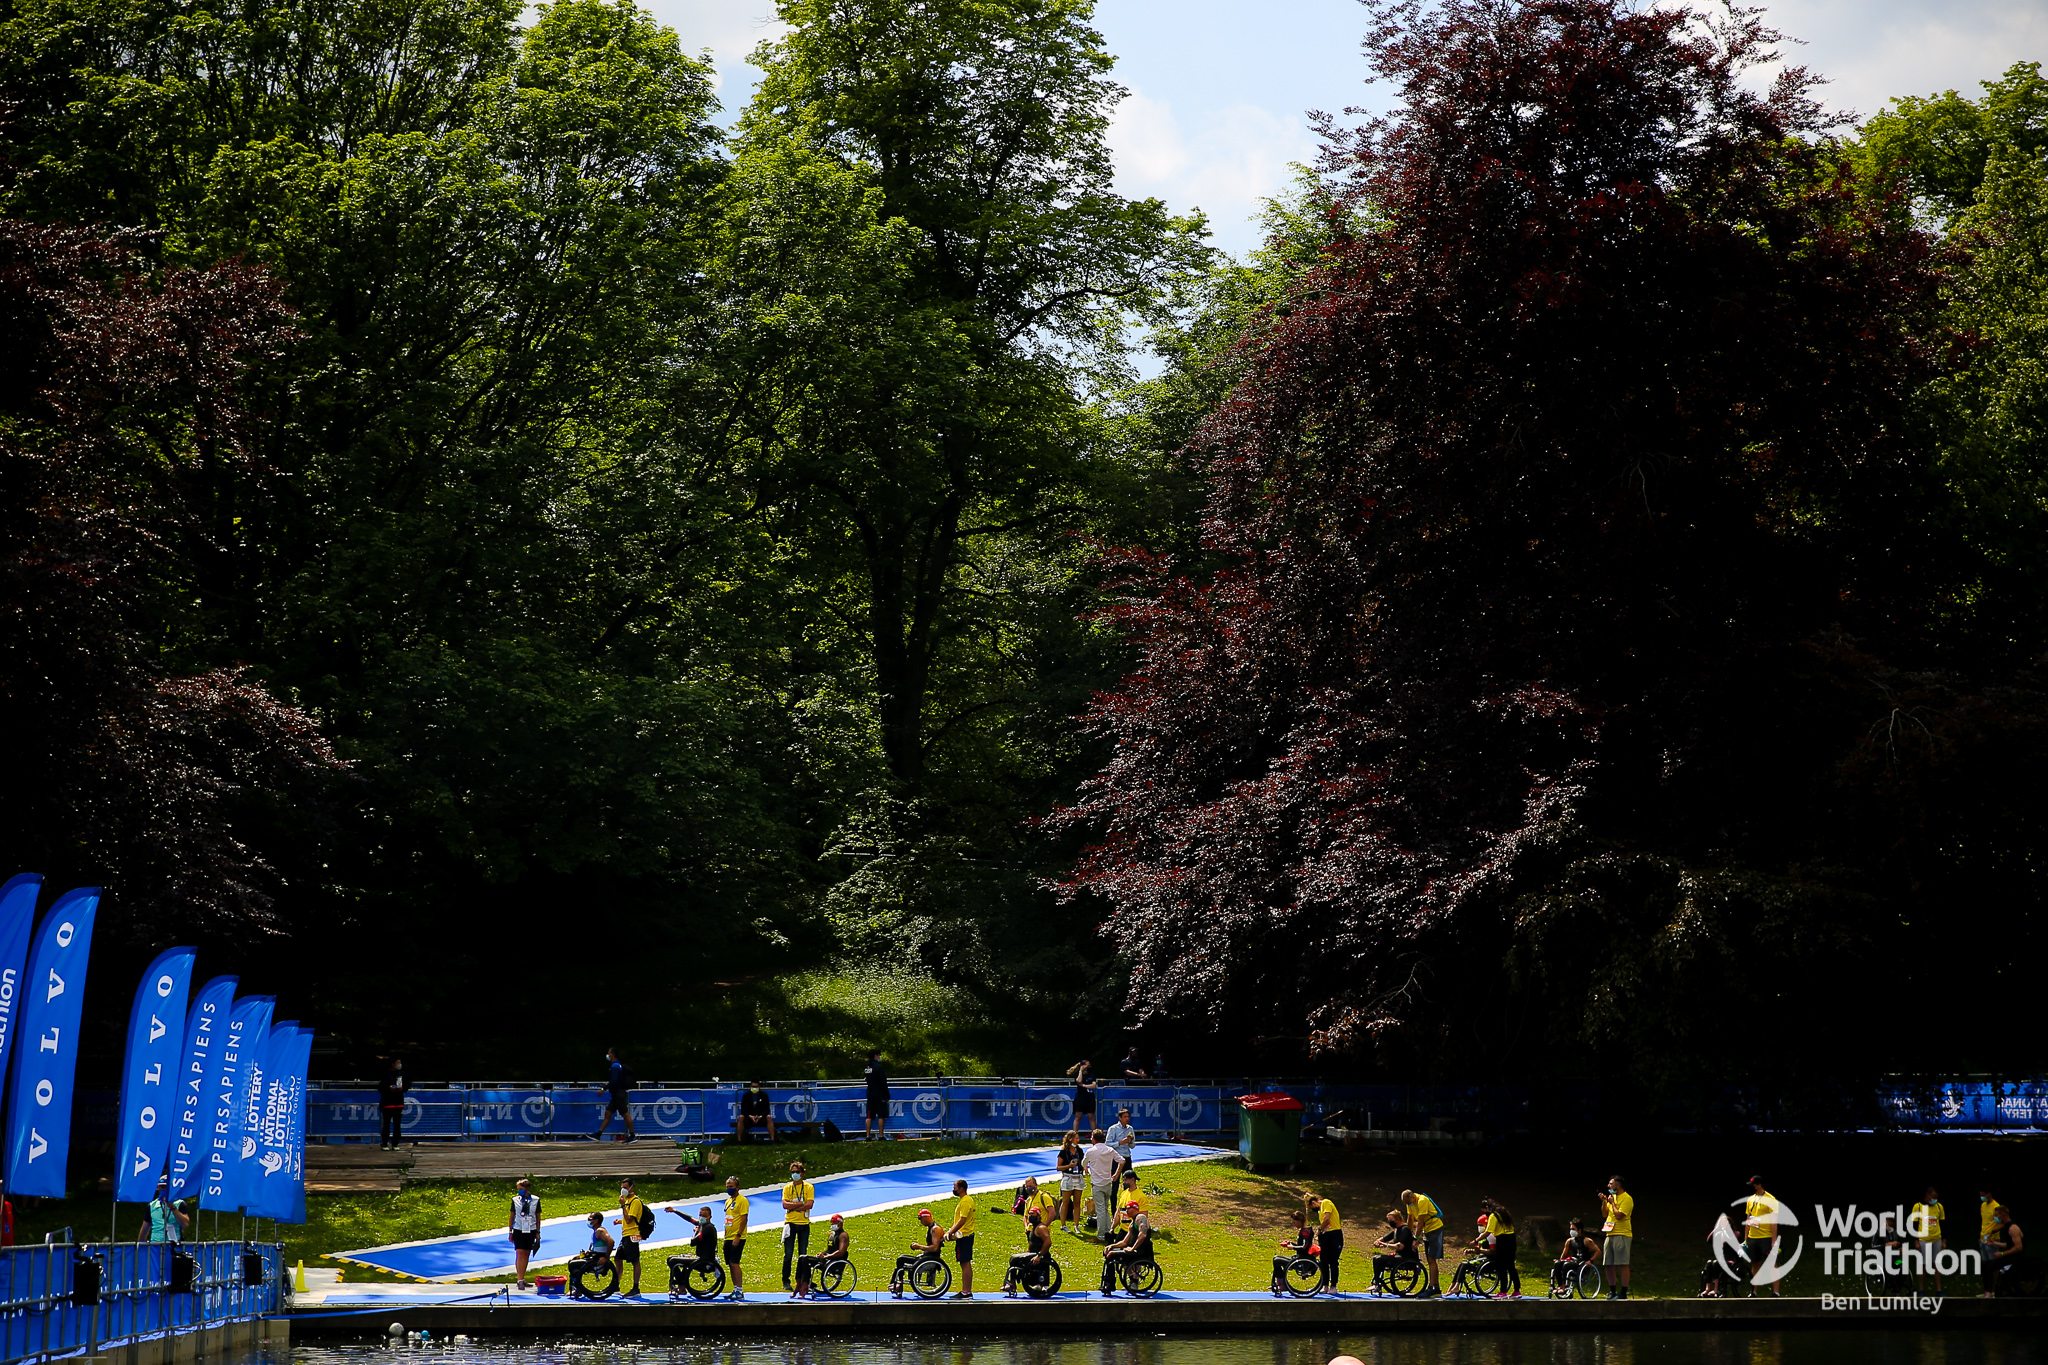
[332,1141,1228,1282]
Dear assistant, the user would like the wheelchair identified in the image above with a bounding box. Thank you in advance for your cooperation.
[1106,1252,1163,1298]
[1370,1252,1425,1297]
[891,1251,952,1300]
[1550,1256,1601,1299]
[1446,1253,1503,1298]
[808,1257,859,1300]
[1275,1253,1324,1298]
[568,1252,620,1300]
[666,1253,725,1301]
[1004,1254,1064,1299]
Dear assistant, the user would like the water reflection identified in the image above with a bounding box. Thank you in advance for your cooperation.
[266,1334,2048,1365]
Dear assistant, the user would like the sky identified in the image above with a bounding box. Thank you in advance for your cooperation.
[637,0,2047,259]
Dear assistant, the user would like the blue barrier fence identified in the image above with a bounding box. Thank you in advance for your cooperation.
[0,1240,283,1365]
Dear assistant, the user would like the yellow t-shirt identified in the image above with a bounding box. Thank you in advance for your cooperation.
[1745,1193,1777,1239]
[1316,1198,1341,1233]
[619,1195,648,1240]
[1117,1189,1150,1221]
[1021,1188,1057,1225]
[783,1179,815,1226]
[1914,1201,1944,1241]
[1485,1211,1515,1238]
[724,1191,750,1237]
[1604,1192,1634,1237]
[1981,1200,2005,1241]
[952,1194,977,1237]
[1407,1195,1444,1235]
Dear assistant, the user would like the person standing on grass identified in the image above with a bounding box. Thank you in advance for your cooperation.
[595,1048,636,1141]
[780,1159,816,1290]
[1743,1175,1782,1297]
[722,1175,751,1300]
[944,1177,979,1298]
[377,1058,408,1151]
[1307,1191,1343,1291]
[1913,1185,1946,1294]
[1600,1174,1634,1299]
[1018,1175,1057,1230]
[1065,1059,1098,1137]
[1055,1132,1085,1232]
[864,1049,890,1140]
[507,1178,541,1289]
[1082,1130,1119,1242]
[1401,1189,1446,1297]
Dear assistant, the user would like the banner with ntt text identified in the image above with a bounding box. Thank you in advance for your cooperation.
[0,875,41,1093]
[5,888,99,1196]
[203,994,272,1211]
[166,976,237,1200]
[247,1023,308,1221]
[114,947,196,1200]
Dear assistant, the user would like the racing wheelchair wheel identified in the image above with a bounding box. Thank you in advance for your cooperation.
[1023,1259,1063,1300]
[1118,1259,1163,1299]
[909,1257,953,1300]
[1382,1261,1425,1297]
[670,1257,724,1301]
[570,1256,620,1300]
[1572,1260,1602,1299]
[1451,1261,1501,1298]
[816,1260,857,1300]
[1281,1256,1324,1298]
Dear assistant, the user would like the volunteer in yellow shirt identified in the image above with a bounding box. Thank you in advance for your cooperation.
[945,1178,979,1298]
[781,1160,817,1291]
[721,1176,751,1300]
[1308,1192,1344,1290]
[1599,1175,1634,1299]
[1116,1170,1151,1226]
[1914,1186,1947,1293]
[612,1179,649,1296]
[1744,1176,1784,1297]
[1401,1189,1446,1296]
[1018,1176,1058,1229]
[1482,1199,1521,1298]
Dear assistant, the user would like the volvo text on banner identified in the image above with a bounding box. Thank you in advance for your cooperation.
[165,976,237,1201]
[225,999,276,1213]
[201,994,273,1211]
[114,947,196,1200]
[5,887,99,1197]
[0,875,42,1100]
[247,1022,302,1221]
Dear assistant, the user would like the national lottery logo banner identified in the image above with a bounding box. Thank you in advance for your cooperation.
[202,994,273,1211]
[166,975,238,1201]
[248,1022,306,1221]
[6,887,99,1197]
[114,947,196,1201]
[226,999,276,1213]
[0,875,41,1097]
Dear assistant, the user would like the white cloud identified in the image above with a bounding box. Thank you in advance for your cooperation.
[635,0,787,95]
[1753,0,2048,121]
[1110,90,1320,252]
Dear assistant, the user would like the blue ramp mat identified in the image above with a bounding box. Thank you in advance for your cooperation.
[332,1141,1227,1282]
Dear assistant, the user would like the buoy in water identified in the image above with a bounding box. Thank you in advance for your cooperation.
[388,1323,404,1336]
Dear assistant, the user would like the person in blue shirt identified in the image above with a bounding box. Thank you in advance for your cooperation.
[594,1048,636,1141]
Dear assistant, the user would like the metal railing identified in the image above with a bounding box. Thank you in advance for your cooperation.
[0,1239,283,1365]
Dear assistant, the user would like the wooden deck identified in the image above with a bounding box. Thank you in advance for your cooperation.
[305,1139,687,1191]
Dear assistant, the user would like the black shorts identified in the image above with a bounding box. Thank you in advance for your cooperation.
[1074,1092,1096,1115]
[867,1088,889,1113]
[510,1230,539,1252]
[954,1234,975,1263]
[723,1238,746,1266]
[616,1238,639,1262]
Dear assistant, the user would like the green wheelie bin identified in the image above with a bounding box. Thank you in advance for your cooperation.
[1237,1090,1304,1169]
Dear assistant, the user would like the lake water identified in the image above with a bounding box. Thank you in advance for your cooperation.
[257,1333,2048,1365]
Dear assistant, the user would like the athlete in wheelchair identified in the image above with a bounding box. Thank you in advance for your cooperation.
[568,1212,620,1299]
[1550,1216,1603,1298]
[1099,1200,1162,1297]
[663,1204,727,1300]
[792,1213,855,1299]
[1370,1210,1425,1297]
[1003,1209,1063,1298]
[1272,1208,1322,1298]
[890,1207,952,1300]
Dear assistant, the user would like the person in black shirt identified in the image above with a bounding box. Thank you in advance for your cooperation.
[1120,1047,1149,1083]
[377,1059,408,1150]
[1372,1210,1418,1290]
[864,1049,889,1140]
[1065,1059,1097,1137]
[1272,1208,1316,1296]
[735,1081,776,1143]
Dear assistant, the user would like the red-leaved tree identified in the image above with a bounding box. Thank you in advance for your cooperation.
[0,220,343,936]
[1050,0,1984,1078]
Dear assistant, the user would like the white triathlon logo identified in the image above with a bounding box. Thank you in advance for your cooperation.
[1714,1194,1802,1285]
[913,1092,945,1124]
[1040,1094,1073,1126]
[1173,1092,1202,1125]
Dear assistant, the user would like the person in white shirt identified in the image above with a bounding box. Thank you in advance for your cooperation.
[1081,1130,1121,1243]
[507,1178,542,1289]
[1104,1109,1138,1178]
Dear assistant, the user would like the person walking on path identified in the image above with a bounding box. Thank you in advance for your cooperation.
[1081,1129,1119,1242]
[612,1178,648,1295]
[1600,1174,1634,1299]
[595,1049,636,1141]
[1913,1185,1946,1294]
[1401,1189,1446,1297]
[943,1177,978,1298]
[377,1058,409,1151]
[1055,1132,1085,1232]
[138,1175,188,1243]
[1743,1176,1783,1296]
[1308,1191,1344,1291]
[1065,1059,1098,1137]
[864,1050,890,1140]
[507,1178,542,1289]
[780,1159,816,1290]
[1105,1107,1138,1181]
[721,1175,751,1300]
